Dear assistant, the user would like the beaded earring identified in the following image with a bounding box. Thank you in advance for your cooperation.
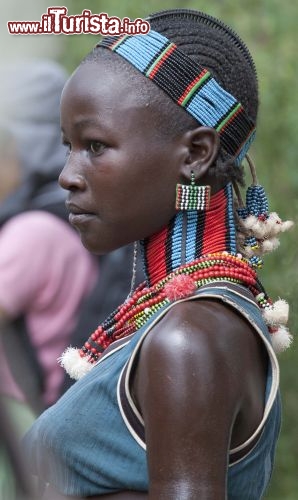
[235,155,293,266]
[176,172,211,211]
[234,154,294,353]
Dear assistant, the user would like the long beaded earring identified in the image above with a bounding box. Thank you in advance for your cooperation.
[234,154,294,353]
[175,171,211,211]
[235,154,293,266]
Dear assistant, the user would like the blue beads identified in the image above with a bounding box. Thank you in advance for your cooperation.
[246,185,269,218]
[116,32,168,72]
[185,211,198,263]
[171,212,184,269]
[225,183,237,254]
[249,255,263,268]
[237,207,248,219]
[186,79,236,127]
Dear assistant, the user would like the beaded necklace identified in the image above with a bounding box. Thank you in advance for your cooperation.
[60,183,268,380]
[83,252,257,360]
[60,179,292,380]
[141,184,237,286]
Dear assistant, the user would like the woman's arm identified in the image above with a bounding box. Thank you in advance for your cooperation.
[133,299,264,500]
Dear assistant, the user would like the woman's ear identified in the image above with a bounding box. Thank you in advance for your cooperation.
[180,126,220,182]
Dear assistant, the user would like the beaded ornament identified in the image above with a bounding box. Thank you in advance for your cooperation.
[235,155,294,265]
[141,183,237,287]
[175,172,210,211]
[233,155,294,352]
[98,30,256,166]
[60,252,259,380]
[59,183,292,381]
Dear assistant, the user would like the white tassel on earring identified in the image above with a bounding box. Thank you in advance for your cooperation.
[240,213,294,241]
[58,347,93,380]
[260,237,280,254]
[256,294,293,354]
[262,299,289,326]
[270,325,293,354]
[265,212,294,237]
[240,215,267,239]
[262,299,293,354]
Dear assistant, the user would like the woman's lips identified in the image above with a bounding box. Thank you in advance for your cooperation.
[66,202,96,225]
[68,212,96,225]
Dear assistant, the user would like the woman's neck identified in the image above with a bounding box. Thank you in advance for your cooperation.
[140,183,237,287]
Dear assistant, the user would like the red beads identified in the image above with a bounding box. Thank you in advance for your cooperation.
[79,252,258,363]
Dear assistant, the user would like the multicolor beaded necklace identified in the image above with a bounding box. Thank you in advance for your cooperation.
[60,183,277,380]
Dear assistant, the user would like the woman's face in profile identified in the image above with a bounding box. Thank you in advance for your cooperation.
[59,59,183,254]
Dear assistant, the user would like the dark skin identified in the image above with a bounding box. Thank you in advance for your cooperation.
[53,60,267,500]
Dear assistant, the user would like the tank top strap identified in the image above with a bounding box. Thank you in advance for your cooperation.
[118,280,280,454]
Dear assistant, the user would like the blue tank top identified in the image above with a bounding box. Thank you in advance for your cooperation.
[23,282,281,499]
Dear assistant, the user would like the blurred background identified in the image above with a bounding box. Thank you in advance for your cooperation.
[0,0,297,498]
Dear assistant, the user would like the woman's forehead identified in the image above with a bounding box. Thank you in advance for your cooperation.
[61,58,171,128]
[63,59,149,109]
[60,61,165,136]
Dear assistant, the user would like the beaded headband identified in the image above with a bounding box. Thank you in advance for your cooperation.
[97,30,256,166]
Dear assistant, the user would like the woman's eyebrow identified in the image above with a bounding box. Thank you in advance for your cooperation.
[72,117,103,130]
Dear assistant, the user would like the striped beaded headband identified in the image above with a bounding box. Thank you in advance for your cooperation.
[97,30,256,166]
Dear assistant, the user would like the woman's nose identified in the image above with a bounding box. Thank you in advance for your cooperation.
[59,154,87,191]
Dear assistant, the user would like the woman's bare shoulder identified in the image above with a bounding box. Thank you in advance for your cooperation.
[139,297,259,367]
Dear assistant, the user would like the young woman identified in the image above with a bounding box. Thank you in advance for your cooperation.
[23,9,293,499]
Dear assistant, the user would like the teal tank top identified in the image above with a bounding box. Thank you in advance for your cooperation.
[23,282,281,499]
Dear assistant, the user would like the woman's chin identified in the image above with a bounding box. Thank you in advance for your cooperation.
[80,236,105,255]
[79,233,118,256]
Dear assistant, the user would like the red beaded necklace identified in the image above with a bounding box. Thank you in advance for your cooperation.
[60,183,292,378]
[80,252,257,364]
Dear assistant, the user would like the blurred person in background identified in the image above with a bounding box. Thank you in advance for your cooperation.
[0,60,99,420]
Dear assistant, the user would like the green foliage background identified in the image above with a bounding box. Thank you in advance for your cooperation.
[6,0,297,497]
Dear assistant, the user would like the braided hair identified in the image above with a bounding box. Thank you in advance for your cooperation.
[84,9,259,184]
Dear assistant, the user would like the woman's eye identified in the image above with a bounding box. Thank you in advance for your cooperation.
[63,141,71,157]
[89,141,105,155]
